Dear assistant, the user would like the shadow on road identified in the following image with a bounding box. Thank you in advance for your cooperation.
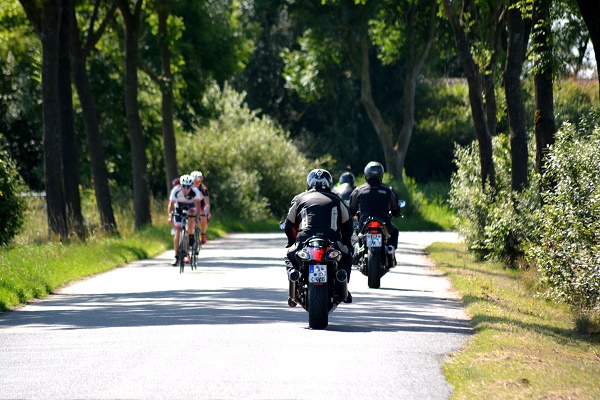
[0,285,471,335]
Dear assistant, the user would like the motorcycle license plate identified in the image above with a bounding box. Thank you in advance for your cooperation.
[366,233,382,247]
[309,264,327,283]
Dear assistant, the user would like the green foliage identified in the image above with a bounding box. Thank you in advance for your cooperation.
[449,134,539,264]
[408,79,476,182]
[554,79,600,129]
[177,83,311,220]
[0,142,28,246]
[526,122,600,316]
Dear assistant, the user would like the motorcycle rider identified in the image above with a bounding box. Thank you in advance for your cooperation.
[284,169,354,304]
[348,161,401,266]
[332,172,355,203]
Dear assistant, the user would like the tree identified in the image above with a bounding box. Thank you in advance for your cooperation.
[138,0,178,193]
[575,0,600,98]
[59,0,85,239]
[283,0,438,180]
[19,0,69,240]
[503,0,530,193]
[118,0,151,229]
[441,0,496,189]
[360,0,438,179]
[532,0,555,178]
[70,0,119,233]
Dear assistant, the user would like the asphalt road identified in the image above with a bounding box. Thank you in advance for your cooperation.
[0,232,471,400]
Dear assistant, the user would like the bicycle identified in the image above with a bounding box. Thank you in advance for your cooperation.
[174,210,201,273]
[175,210,191,274]
[189,220,201,270]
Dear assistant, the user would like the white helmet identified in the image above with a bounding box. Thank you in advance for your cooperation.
[180,174,194,186]
[190,170,203,181]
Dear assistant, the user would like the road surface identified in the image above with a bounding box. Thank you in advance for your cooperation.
[0,232,471,399]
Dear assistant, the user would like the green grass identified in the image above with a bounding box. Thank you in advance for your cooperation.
[397,179,456,231]
[427,242,600,399]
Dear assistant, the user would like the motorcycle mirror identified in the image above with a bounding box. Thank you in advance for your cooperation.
[398,200,406,208]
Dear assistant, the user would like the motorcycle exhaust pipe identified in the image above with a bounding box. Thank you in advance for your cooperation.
[288,269,300,282]
[385,245,395,255]
[335,269,348,302]
[336,269,347,282]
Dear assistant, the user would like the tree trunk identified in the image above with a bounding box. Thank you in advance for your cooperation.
[70,2,118,234]
[357,2,435,181]
[394,0,437,179]
[158,7,178,192]
[41,0,68,240]
[503,0,529,193]
[575,0,600,99]
[483,3,504,137]
[119,0,152,229]
[357,34,398,178]
[532,0,555,179]
[442,0,496,189]
[58,0,85,240]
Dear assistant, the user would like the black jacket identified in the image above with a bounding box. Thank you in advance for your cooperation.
[348,180,401,222]
[284,188,353,247]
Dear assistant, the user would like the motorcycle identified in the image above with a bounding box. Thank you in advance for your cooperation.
[353,200,405,289]
[287,234,349,330]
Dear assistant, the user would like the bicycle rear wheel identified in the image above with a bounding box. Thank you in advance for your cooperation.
[178,228,187,273]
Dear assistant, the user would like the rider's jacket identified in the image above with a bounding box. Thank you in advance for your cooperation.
[284,188,353,248]
[332,183,355,202]
[169,186,203,209]
[348,180,401,223]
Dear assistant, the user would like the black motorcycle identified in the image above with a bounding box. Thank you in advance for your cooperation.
[287,235,349,329]
[354,201,405,289]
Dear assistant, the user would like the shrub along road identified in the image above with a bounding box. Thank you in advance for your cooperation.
[0,232,469,399]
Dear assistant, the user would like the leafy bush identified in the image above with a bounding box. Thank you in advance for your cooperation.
[526,122,600,316]
[177,83,311,220]
[0,142,28,246]
[449,134,539,264]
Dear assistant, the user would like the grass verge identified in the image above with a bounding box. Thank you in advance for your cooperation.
[427,242,600,399]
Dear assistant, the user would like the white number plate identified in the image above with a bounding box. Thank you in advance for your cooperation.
[309,264,327,283]
[366,233,382,247]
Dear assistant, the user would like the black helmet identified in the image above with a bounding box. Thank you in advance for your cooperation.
[307,169,333,190]
[339,172,355,185]
[364,161,384,181]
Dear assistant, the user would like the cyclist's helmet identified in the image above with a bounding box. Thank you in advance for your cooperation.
[307,169,333,190]
[180,174,194,187]
[364,161,384,181]
[190,170,203,181]
[339,172,355,185]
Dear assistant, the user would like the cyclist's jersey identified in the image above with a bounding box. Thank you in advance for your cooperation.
[196,183,209,209]
[170,186,203,209]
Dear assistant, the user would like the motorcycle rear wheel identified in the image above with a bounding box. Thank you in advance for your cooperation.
[367,248,382,289]
[308,283,329,329]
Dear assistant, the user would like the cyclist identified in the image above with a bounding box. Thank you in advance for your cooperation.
[190,170,211,244]
[167,174,203,265]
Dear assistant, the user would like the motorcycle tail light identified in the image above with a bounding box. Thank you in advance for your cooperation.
[309,247,326,262]
[366,221,382,229]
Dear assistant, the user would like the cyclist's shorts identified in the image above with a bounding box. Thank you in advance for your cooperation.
[174,204,196,227]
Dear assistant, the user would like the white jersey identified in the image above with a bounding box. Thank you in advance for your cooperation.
[169,186,203,206]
